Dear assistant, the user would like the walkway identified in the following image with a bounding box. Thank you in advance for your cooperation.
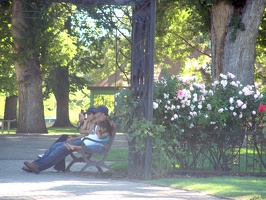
[0,134,229,199]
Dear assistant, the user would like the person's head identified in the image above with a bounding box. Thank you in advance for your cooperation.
[85,107,96,121]
[95,105,109,119]
[97,119,112,135]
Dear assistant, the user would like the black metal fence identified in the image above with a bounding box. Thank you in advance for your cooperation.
[171,131,266,176]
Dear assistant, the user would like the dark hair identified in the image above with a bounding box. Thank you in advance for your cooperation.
[97,119,112,135]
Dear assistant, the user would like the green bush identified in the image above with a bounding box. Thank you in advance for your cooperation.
[114,72,265,175]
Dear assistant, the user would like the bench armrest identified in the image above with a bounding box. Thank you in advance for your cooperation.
[81,137,108,144]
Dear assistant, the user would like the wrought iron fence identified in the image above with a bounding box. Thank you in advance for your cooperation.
[171,131,266,176]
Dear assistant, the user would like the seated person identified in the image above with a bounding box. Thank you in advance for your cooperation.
[36,106,97,172]
[65,119,113,153]
[22,106,111,174]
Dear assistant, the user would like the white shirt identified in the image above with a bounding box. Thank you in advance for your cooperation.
[82,125,99,146]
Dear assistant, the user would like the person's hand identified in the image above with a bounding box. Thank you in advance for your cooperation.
[66,136,74,142]
[94,116,108,123]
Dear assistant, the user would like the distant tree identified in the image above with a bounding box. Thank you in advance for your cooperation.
[210,0,266,85]
[40,11,77,127]
[41,4,114,127]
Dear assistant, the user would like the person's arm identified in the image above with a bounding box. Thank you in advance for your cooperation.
[79,120,95,135]
[79,119,89,130]
[66,135,84,142]
[93,116,109,123]
[64,143,82,151]
[95,126,110,139]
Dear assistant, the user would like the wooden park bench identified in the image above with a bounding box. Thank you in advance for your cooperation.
[66,130,116,174]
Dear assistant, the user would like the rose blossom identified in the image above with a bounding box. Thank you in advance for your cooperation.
[164,93,169,99]
[207,104,212,110]
[227,72,235,79]
[221,80,228,87]
[153,102,158,109]
[177,90,184,99]
[218,108,224,113]
[220,74,227,79]
[241,104,247,109]
[258,104,266,113]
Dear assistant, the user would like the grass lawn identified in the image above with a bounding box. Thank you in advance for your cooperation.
[6,126,79,134]
[147,176,266,200]
[106,147,266,200]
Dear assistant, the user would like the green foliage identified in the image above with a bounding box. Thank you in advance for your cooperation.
[0,1,17,95]
[156,2,209,66]
[128,118,170,176]
[262,113,266,136]
[114,89,169,176]
[0,93,5,118]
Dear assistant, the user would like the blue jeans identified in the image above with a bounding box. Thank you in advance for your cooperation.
[87,145,105,153]
[33,138,83,171]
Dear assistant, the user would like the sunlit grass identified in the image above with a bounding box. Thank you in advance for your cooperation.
[148,176,266,199]
[5,126,80,134]
[108,148,128,173]
[47,126,79,134]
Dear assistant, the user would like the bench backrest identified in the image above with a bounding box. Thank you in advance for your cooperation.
[105,130,116,152]
[84,129,116,156]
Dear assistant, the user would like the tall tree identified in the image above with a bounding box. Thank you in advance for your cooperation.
[211,0,266,85]
[41,11,77,127]
[156,0,266,86]
[11,0,47,133]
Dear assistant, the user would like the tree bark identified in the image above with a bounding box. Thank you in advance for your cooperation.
[211,0,266,85]
[4,95,18,128]
[12,0,47,133]
[51,66,72,127]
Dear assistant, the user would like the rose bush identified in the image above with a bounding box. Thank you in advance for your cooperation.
[114,72,265,174]
[153,72,263,134]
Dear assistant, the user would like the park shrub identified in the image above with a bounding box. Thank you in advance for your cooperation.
[114,72,265,175]
[153,72,263,133]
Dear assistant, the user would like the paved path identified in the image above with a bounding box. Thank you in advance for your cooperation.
[0,134,229,200]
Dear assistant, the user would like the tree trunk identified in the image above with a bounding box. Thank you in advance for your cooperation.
[4,95,18,128]
[211,0,266,85]
[51,66,72,127]
[11,0,47,133]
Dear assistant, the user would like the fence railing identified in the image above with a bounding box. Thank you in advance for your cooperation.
[172,131,266,176]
